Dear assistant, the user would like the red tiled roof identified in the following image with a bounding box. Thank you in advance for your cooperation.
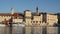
[0,13,22,16]
[0,13,23,18]
[0,13,11,16]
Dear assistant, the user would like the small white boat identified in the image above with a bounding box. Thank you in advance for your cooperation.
[12,24,25,27]
[0,23,25,27]
[0,24,6,27]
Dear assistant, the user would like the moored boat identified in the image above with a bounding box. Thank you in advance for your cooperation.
[0,24,6,27]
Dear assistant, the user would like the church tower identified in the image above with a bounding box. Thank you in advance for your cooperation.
[11,7,14,14]
[36,6,39,15]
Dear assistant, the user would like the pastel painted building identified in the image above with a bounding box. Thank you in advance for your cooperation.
[0,8,23,24]
[24,10,32,26]
[31,14,43,26]
[0,7,58,26]
[46,13,58,26]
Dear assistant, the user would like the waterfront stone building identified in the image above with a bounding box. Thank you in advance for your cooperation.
[0,7,58,26]
[46,13,58,26]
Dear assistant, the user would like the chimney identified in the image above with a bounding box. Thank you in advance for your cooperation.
[11,7,14,14]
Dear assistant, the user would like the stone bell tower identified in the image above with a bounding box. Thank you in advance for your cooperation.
[36,6,39,15]
[11,7,14,14]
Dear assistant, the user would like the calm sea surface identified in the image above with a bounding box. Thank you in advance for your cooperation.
[0,25,60,34]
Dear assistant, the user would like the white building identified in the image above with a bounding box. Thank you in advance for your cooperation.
[0,7,58,26]
[46,13,58,26]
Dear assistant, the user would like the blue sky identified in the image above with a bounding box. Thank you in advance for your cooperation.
[0,0,60,13]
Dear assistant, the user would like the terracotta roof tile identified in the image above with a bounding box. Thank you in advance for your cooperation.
[0,13,23,18]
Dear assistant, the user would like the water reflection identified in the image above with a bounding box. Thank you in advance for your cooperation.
[0,26,59,34]
[9,27,12,34]
[42,26,47,34]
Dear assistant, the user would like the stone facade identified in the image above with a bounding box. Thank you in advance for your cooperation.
[46,13,58,26]
[0,7,58,26]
